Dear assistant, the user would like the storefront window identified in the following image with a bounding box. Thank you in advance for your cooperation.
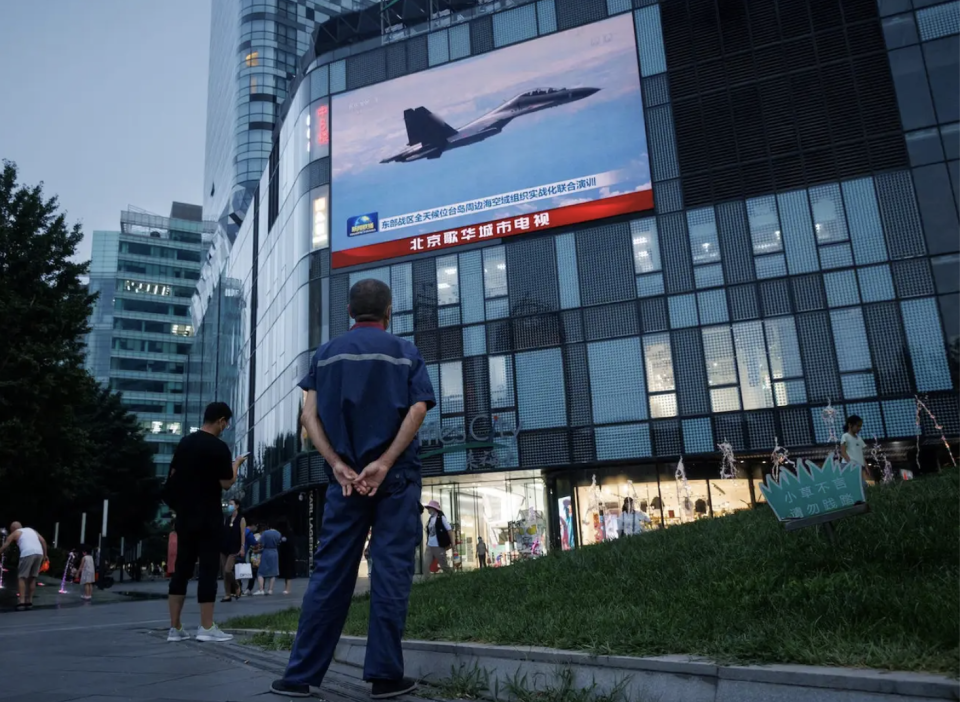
[575,474,659,546]
[709,478,752,517]
[421,473,547,572]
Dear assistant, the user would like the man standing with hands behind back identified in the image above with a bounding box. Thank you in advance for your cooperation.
[271,279,435,700]
[165,401,246,643]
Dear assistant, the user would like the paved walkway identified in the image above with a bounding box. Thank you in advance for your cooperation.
[0,578,437,702]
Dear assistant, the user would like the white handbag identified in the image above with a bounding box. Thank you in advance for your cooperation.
[234,563,253,580]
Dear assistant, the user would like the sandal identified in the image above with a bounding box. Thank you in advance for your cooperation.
[15,603,28,611]
[221,596,233,603]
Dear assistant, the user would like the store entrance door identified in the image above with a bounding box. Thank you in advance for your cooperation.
[421,471,548,572]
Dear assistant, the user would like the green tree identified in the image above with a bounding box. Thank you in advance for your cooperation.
[72,378,160,542]
[0,161,159,535]
[0,160,96,524]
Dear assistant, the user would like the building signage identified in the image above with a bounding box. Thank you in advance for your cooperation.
[420,414,521,471]
[333,191,651,268]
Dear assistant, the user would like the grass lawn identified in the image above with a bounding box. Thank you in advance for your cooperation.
[228,470,959,674]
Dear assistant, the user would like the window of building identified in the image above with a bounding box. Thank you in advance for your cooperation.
[588,337,647,423]
[643,333,677,418]
[702,325,740,413]
[245,51,259,67]
[437,255,460,307]
[732,321,774,410]
[311,191,328,249]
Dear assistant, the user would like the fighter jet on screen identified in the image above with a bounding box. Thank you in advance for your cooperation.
[379,86,600,163]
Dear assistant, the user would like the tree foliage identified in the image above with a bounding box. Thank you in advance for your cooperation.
[0,161,159,541]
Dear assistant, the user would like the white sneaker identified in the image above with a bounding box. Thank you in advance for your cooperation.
[252,590,265,596]
[167,626,191,642]
[196,624,233,643]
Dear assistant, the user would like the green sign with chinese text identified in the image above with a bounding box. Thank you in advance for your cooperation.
[759,455,866,522]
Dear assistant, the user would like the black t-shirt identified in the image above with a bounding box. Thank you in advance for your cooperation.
[168,430,233,531]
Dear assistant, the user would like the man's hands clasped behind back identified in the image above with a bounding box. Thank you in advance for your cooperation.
[332,457,392,498]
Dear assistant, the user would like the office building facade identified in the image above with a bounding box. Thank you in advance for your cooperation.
[203,0,375,242]
[86,204,214,478]
[187,0,959,570]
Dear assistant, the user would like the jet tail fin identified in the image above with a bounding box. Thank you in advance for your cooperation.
[404,107,457,147]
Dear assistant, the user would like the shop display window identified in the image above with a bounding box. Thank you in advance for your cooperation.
[575,479,660,546]
[709,478,752,517]
[420,476,547,571]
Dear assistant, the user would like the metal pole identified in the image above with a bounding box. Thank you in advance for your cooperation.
[53,522,59,549]
[80,513,87,545]
[102,499,109,538]
[120,536,125,558]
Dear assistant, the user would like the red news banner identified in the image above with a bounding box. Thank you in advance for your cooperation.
[331,190,654,269]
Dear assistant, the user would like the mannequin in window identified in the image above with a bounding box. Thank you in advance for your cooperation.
[618,498,651,537]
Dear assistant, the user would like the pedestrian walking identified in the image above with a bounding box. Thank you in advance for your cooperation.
[162,401,246,643]
[79,546,95,600]
[425,501,453,574]
[270,279,435,700]
[254,525,281,595]
[476,537,488,569]
[244,524,260,593]
[277,521,296,595]
[0,522,48,611]
[220,498,245,602]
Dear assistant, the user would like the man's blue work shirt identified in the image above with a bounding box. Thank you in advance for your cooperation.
[298,321,436,473]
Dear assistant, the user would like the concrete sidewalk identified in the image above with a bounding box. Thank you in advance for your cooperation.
[0,583,436,702]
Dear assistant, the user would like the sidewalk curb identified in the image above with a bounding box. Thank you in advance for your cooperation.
[226,629,959,702]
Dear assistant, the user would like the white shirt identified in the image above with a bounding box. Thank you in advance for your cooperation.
[16,528,43,558]
[426,514,451,548]
[841,432,866,466]
[618,511,651,536]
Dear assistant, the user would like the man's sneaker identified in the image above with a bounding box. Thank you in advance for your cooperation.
[371,678,418,699]
[167,626,191,642]
[195,624,233,642]
[269,679,311,698]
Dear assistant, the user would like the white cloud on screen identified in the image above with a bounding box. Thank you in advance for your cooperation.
[331,13,643,179]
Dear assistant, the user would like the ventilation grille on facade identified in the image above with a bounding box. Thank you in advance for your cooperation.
[662,0,907,207]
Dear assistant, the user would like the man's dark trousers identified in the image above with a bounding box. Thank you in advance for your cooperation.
[284,467,421,685]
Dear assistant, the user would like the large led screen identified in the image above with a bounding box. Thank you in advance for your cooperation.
[330,13,653,268]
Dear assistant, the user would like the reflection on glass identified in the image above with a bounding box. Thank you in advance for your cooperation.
[483,247,507,298]
[809,183,849,244]
[440,361,464,413]
[649,393,678,418]
[489,355,514,408]
[630,217,661,274]
[702,326,737,386]
[746,195,783,254]
[732,321,774,410]
[312,194,328,249]
[686,207,721,265]
[763,317,803,380]
[643,333,675,392]
[437,254,460,306]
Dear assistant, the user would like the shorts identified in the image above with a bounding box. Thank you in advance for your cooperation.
[19,554,43,579]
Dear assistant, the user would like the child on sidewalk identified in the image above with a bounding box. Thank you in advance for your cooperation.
[79,547,95,600]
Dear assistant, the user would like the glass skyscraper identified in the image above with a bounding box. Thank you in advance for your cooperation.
[203,0,374,240]
[85,204,215,478]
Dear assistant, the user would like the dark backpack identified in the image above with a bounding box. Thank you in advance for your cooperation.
[433,515,452,549]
